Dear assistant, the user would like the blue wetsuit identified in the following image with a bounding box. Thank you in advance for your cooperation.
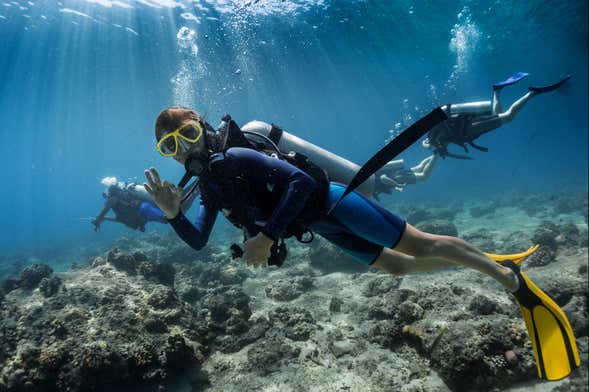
[168,147,406,264]
[139,202,167,223]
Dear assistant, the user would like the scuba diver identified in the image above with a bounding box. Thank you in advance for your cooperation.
[378,154,438,192]
[92,177,169,232]
[144,106,579,381]
[423,72,572,159]
[93,176,199,232]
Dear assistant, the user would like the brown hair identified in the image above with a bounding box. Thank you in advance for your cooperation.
[154,106,200,141]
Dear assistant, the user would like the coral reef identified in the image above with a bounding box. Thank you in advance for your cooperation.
[1,190,587,391]
[264,276,313,301]
[268,306,316,341]
[18,264,53,290]
[0,249,209,391]
[307,238,367,273]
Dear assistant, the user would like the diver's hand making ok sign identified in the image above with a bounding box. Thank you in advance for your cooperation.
[144,167,182,219]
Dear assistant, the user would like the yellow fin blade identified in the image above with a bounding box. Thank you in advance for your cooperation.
[519,271,581,380]
[484,244,540,264]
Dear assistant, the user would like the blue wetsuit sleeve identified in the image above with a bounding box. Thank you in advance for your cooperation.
[138,202,167,223]
[167,199,219,251]
[215,148,317,241]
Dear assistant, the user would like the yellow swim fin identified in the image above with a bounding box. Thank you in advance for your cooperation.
[502,260,580,380]
[484,244,540,264]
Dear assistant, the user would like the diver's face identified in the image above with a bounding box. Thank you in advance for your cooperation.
[173,139,192,165]
[157,119,204,164]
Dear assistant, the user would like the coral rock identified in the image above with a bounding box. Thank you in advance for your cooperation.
[106,248,137,274]
[138,261,176,286]
[246,336,300,375]
[468,294,502,315]
[268,306,315,341]
[39,276,62,298]
[397,301,425,324]
[19,263,53,289]
[264,276,313,301]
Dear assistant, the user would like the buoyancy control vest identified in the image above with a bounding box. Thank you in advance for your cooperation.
[108,186,148,231]
[197,115,330,242]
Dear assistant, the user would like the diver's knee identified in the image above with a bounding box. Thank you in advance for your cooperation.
[498,111,514,124]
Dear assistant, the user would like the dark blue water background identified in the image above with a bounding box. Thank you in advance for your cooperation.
[0,0,587,264]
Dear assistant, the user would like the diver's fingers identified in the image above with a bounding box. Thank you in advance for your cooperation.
[144,170,159,190]
[144,183,153,195]
[149,167,162,186]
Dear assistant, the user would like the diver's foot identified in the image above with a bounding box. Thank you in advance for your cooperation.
[528,74,571,94]
[502,266,520,293]
[493,71,530,91]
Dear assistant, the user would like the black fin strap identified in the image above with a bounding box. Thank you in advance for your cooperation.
[328,107,448,214]
[469,141,489,152]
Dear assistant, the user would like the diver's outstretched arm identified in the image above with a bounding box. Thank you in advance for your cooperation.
[92,203,112,231]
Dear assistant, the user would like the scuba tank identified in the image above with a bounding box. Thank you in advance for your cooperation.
[442,101,492,116]
[240,120,375,197]
[126,184,153,203]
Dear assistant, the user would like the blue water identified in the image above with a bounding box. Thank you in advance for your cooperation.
[0,0,587,261]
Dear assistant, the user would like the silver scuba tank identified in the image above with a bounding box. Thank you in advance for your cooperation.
[241,120,375,197]
[126,184,153,203]
[442,101,492,116]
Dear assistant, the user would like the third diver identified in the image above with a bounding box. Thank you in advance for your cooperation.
[423,72,572,158]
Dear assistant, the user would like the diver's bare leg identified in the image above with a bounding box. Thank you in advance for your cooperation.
[411,156,431,172]
[412,154,438,182]
[492,89,502,114]
[497,91,535,124]
[469,90,537,140]
[372,248,456,274]
[372,224,518,291]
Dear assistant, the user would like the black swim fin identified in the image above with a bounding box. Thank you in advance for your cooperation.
[529,74,571,93]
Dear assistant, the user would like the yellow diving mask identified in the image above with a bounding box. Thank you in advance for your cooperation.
[156,120,204,157]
